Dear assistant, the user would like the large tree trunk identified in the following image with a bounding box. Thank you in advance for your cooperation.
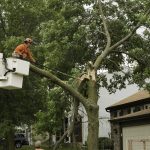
[86,74,99,150]
[87,108,99,150]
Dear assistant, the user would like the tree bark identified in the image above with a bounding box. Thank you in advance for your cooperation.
[5,129,15,150]
[86,71,99,150]
[30,64,92,108]
[87,107,99,150]
[53,100,79,150]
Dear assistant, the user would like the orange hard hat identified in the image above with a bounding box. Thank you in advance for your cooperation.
[24,38,33,43]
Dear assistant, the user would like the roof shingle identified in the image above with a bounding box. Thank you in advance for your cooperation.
[106,90,150,110]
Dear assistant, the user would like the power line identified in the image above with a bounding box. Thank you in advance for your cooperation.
[35,62,78,79]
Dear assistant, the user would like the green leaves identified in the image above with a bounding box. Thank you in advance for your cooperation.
[0,0,150,143]
[34,86,71,134]
[1,36,23,56]
[0,0,48,136]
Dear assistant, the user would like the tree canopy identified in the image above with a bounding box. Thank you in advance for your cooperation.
[0,0,150,150]
[0,0,48,139]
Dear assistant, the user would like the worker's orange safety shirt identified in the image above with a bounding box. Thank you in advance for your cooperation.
[14,43,35,62]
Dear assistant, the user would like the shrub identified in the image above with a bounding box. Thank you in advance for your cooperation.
[98,137,114,150]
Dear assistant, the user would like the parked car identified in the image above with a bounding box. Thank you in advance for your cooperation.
[14,133,29,148]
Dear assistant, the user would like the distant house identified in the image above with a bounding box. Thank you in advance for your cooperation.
[106,90,150,150]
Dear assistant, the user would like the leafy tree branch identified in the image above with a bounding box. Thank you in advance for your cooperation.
[94,8,150,70]
[30,64,96,109]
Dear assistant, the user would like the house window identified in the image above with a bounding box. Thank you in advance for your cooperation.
[141,105,144,110]
[127,108,131,114]
[118,110,123,116]
[113,111,117,117]
[133,106,141,112]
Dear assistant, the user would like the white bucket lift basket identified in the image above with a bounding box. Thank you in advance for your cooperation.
[0,53,30,89]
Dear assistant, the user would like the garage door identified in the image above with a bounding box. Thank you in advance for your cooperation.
[123,124,150,150]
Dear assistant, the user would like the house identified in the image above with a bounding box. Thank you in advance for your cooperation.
[106,90,150,150]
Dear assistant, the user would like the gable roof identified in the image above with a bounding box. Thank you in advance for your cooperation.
[106,90,150,110]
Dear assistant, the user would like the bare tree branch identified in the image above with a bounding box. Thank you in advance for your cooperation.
[98,0,111,50]
[53,100,79,150]
[94,7,150,70]
[30,65,86,106]
[30,64,97,109]
[68,100,79,136]
[108,24,141,52]
[53,131,68,150]
[94,23,140,70]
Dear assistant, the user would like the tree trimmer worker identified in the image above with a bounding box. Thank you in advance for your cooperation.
[12,38,36,63]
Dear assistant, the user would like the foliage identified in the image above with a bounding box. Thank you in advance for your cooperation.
[98,137,114,150]
[34,86,71,134]
[33,0,150,149]
[0,0,48,139]
[37,0,150,91]
[0,0,150,149]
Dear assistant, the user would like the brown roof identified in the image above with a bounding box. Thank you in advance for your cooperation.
[110,109,150,122]
[106,90,150,110]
